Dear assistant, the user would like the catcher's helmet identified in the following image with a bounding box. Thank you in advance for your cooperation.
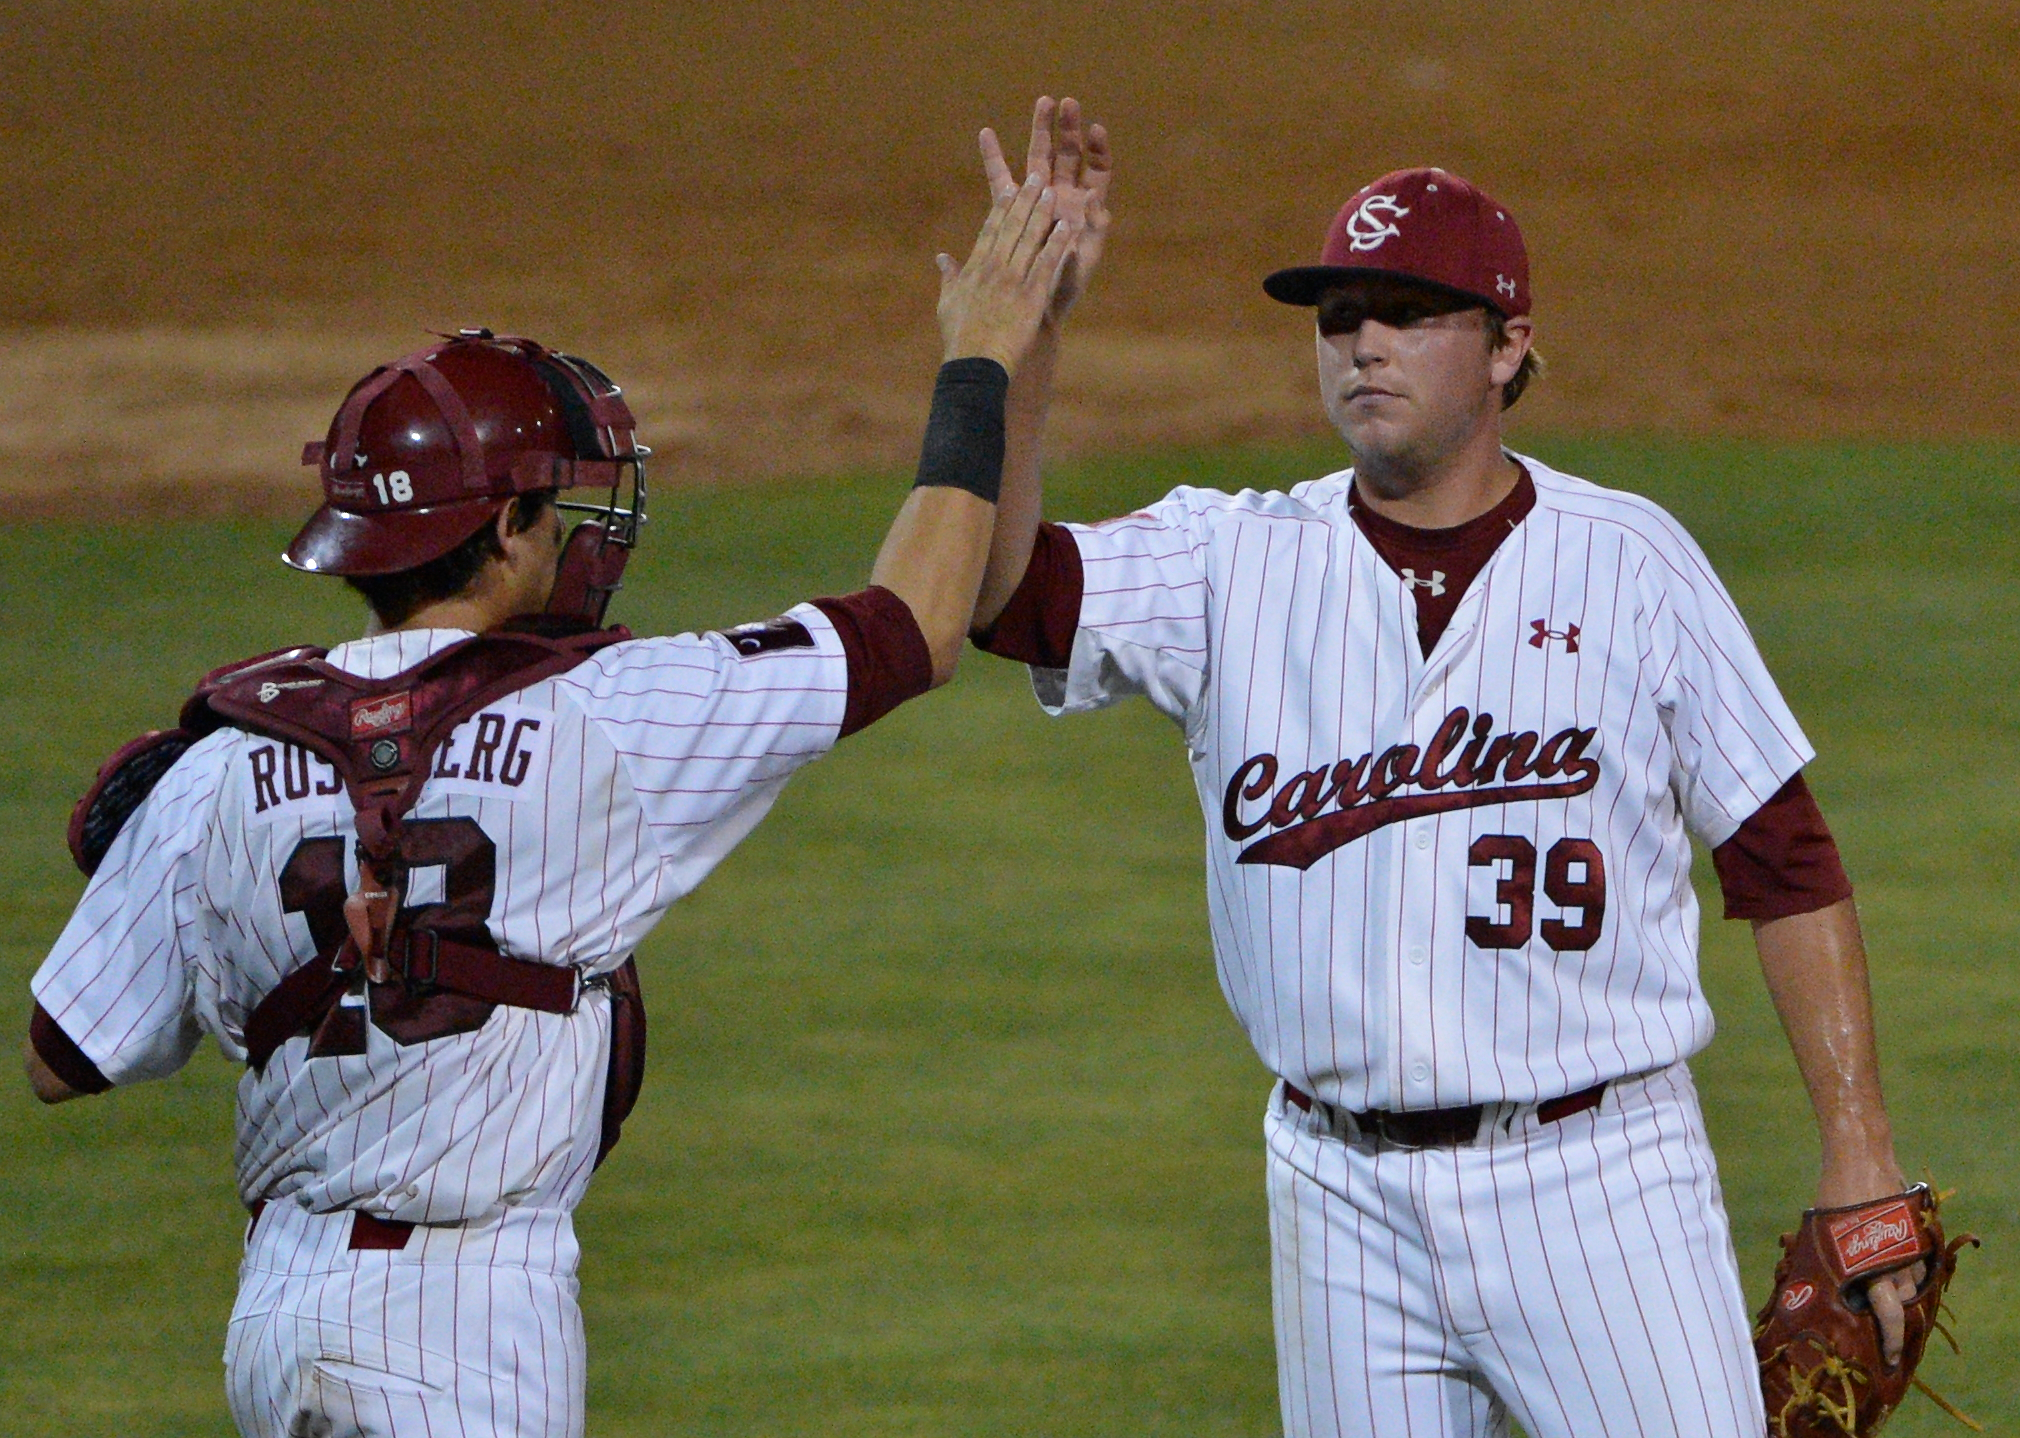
[285,329,647,578]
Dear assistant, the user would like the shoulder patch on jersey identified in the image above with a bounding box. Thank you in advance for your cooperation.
[715,617,815,658]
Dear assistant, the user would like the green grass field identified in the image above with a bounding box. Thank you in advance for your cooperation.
[2,436,2014,1435]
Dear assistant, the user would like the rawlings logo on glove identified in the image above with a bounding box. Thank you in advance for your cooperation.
[1754,1183,1979,1436]
[1829,1203,1921,1274]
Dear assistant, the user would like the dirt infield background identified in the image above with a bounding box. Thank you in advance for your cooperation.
[2,1,2015,512]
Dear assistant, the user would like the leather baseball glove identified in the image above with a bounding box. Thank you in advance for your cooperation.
[1754,1183,1979,1436]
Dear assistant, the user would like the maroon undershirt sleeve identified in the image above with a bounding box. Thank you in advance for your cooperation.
[809,585,935,738]
[1711,772,1854,921]
[970,521,1084,668]
[29,1003,112,1095]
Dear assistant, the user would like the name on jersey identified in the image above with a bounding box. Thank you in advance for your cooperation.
[246,701,554,820]
[1222,706,1599,870]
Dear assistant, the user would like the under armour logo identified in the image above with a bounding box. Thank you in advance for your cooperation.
[1496,274,1517,299]
[1400,568,1447,596]
[1346,194,1410,251]
[1529,619,1581,653]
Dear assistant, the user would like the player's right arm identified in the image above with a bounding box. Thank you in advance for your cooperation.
[953,101,1213,725]
[973,96,1112,630]
[25,734,225,1103]
[954,104,1219,726]
[866,165,1081,686]
[543,170,1083,904]
[24,1042,82,1103]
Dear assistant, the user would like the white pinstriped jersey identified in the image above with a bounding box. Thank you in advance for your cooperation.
[32,613,848,1228]
[1034,455,1811,1112]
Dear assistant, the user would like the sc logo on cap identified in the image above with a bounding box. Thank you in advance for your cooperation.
[1346,194,1410,251]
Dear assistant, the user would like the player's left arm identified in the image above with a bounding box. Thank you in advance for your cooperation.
[1751,894,1921,1365]
[1713,777,1899,1222]
[1646,518,1923,1362]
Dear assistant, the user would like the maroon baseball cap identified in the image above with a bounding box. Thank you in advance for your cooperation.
[285,332,642,577]
[1264,167,1530,317]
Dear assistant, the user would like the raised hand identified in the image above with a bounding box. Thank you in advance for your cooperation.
[935,173,1081,377]
[980,96,1113,323]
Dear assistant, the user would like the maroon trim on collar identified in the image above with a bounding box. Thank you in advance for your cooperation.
[810,586,934,738]
[1350,466,1536,656]
[1350,466,1536,551]
[30,1004,112,1095]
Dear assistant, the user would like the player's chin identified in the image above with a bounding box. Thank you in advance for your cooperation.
[1328,407,1414,458]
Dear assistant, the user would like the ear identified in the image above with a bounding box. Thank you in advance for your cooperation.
[1488,316,1533,389]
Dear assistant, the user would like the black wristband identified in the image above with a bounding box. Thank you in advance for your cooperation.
[913,357,1009,504]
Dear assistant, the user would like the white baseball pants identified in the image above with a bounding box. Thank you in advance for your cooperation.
[1265,1063,1764,1438]
[225,1202,587,1438]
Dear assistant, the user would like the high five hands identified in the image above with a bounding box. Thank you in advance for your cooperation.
[935,171,1081,378]
[935,95,1114,380]
[981,96,1113,326]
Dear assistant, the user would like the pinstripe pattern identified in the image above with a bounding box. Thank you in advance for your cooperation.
[228,1205,588,1437]
[32,608,850,1434]
[1022,454,1803,1434]
[1035,455,1811,1112]
[1266,1065,1762,1437]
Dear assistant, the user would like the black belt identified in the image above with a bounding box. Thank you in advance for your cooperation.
[1283,1080,1608,1149]
[246,1198,414,1251]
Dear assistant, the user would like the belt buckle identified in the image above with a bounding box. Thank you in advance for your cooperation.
[398,930,441,990]
[1370,1110,1427,1149]
[1364,1105,1485,1149]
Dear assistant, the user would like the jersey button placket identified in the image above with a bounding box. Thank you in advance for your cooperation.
[1397,818,1439,1101]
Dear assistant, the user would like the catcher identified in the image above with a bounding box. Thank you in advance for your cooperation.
[25,164,1085,1435]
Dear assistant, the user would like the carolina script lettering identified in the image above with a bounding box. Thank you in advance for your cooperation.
[1223,707,1601,870]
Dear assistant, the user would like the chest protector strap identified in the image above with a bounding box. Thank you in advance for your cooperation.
[72,622,650,1167]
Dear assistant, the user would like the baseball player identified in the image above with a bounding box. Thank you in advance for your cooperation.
[24,169,1082,1436]
[973,126,1922,1437]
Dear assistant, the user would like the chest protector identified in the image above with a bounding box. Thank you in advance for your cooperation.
[70,622,647,1168]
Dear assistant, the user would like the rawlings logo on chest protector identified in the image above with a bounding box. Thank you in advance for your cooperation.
[349,691,413,739]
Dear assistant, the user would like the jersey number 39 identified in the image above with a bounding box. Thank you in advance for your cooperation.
[1466,835,1606,951]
